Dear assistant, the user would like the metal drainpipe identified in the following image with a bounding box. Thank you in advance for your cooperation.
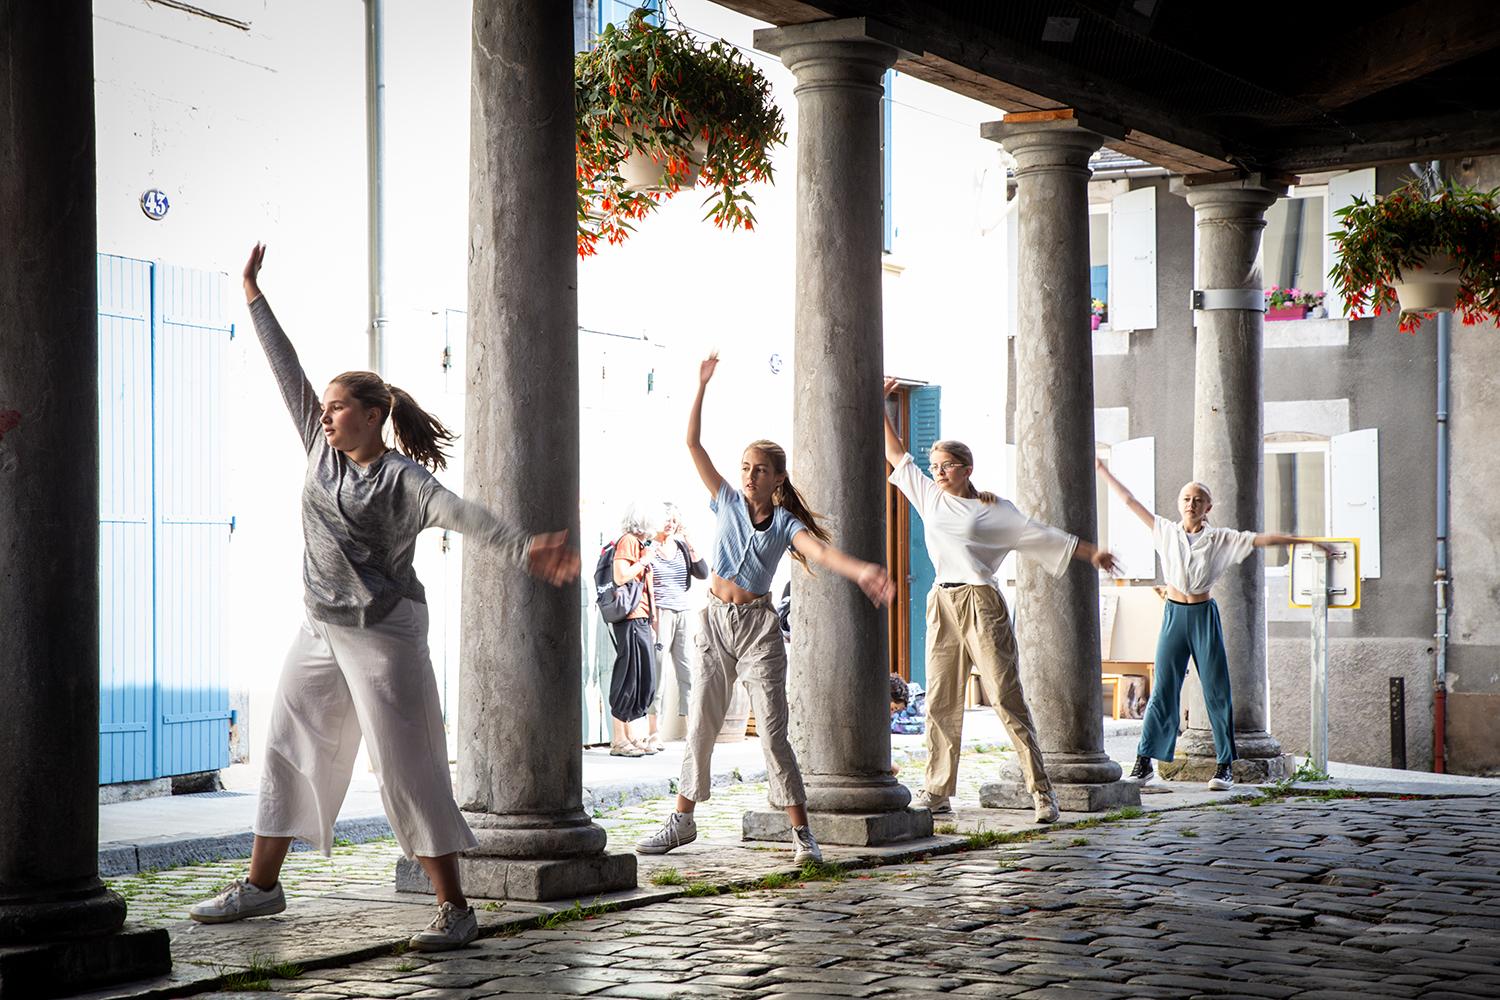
[1434,308,1451,772]
[365,0,389,374]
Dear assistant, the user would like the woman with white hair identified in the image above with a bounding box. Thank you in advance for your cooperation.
[607,501,662,756]
[1096,462,1334,790]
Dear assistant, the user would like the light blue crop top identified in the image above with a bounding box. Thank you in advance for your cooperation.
[709,480,808,595]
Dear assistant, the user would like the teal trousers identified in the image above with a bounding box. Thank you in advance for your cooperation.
[1136,598,1236,766]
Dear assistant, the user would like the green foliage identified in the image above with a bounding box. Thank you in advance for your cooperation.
[1292,760,1331,783]
[797,860,849,882]
[219,956,301,992]
[575,8,786,255]
[682,881,722,897]
[649,867,686,886]
[538,898,621,929]
[1329,179,1500,332]
[934,823,959,836]
[754,871,795,890]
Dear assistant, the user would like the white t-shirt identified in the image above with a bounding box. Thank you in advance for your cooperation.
[1152,515,1258,595]
[889,454,1077,587]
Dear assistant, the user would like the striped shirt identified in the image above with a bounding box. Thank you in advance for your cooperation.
[651,539,706,612]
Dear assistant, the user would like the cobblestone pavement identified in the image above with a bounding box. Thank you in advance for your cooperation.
[152,794,1500,999]
[106,750,1016,927]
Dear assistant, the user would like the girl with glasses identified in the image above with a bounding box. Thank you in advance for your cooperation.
[635,352,895,864]
[883,378,1117,823]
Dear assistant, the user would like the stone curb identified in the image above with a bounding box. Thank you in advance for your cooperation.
[99,733,1015,876]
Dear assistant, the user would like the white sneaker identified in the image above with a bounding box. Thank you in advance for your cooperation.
[635,811,697,855]
[188,879,286,924]
[409,900,478,952]
[915,790,952,815]
[791,825,822,865]
[1033,789,1060,824]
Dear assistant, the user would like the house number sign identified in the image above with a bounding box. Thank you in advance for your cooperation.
[140,189,171,221]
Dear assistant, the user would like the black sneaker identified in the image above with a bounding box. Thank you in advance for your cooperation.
[1208,762,1235,791]
[1124,755,1156,784]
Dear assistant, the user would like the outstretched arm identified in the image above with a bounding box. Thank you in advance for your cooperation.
[1094,458,1154,530]
[1254,532,1337,556]
[423,485,580,585]
[243,243,321,452]
[881,377,908,469]
[686,352,728,497]
[790,531,895,607]
[1072,538,1120,576]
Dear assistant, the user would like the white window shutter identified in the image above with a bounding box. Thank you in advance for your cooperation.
[1325,169,1376,319]
[1330,428,1380,578]
[1106,436,1156,580]
[1108,186,1157,331]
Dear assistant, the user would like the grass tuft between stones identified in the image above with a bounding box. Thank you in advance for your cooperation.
[649,867,686,886]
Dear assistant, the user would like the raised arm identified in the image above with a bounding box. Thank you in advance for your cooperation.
[881,377,908,469]
[243,243,321,452]
[790,531,895,607]
[686,352,728,496]
[1094,458,1155,530]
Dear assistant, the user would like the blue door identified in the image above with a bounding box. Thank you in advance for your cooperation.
[98,255,234,783]
[905,386,941,689]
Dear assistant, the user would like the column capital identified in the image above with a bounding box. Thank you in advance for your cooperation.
[980,117,1107,175]
[1170,173,1288,214]
[753,18,916,85]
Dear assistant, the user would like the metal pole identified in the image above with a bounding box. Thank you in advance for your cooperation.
[364,0,388,374]
[1310,549,1329,773]
[1434,309,1451,772]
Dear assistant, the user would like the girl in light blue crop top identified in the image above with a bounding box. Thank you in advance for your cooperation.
[632,352,894,866]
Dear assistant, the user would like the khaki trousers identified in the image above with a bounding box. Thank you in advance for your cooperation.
[923,584,1051,796]
[679,593,805,808]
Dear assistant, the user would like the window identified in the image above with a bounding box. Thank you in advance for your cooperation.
[595,0,660,38]
[1263,195,1327,297]
[881,70,894,254]
[1263,434,1330,569]
[1088,208,1109,325]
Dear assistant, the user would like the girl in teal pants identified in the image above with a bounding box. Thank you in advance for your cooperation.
[1096,460,1335,790]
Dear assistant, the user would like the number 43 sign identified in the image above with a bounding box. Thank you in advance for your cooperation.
[140,188,170,221]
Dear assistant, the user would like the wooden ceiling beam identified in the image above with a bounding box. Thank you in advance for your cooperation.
[1294,0,1500,109]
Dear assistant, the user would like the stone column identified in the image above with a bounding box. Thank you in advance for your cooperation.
[0,4,171,995]
[745,19,930,847]
[396,0,633,901]
[1164,175,1294,783]
[977,116,1138,813]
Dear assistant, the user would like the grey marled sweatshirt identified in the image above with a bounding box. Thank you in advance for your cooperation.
[250,295,530,627]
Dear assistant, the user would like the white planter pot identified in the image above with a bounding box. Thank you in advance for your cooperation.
[617,132,707,191]
[1392,252,1461,314]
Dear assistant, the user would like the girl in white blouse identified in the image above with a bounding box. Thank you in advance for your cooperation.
[1096,460,1333,790]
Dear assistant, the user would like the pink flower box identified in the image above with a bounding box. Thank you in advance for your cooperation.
[1266,306,1308,321]
[1090,314,1101,330]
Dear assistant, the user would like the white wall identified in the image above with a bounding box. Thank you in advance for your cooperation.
[93,0,1010,767]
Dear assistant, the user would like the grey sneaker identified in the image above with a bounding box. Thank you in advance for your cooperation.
[635,811,697,855]
[791,825,822,865]
[1033,789,1060,824]
[915,790,952,815]
[188,879,286,924]
[409,900,478,952]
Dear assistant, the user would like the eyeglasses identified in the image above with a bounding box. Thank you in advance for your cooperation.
[929,461,968,474]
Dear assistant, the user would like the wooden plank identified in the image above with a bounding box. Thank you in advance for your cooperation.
[1266,111,1500,174]
[897,52,1062,113]
[1002,108,1076,123]
[1295,0,1500,109]
[708,0,832,26]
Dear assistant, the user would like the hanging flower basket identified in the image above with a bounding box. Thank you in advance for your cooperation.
[575,9,787,258]
[1329,179,1500,333]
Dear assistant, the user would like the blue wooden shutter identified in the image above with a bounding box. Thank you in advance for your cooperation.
[153,263,234,777]
[98,256,157,783]
[906,386,941,689]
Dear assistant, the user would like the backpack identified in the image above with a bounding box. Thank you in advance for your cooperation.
[593,542,642,624]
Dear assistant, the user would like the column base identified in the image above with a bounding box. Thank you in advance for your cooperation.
[1158,755,1294,783]
[0,924,170,1000]
[742,808,933,847]
[977,780,1140,812]
[395,852,636,903]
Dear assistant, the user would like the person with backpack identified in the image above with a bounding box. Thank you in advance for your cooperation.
[642,503,709,751]
[634,352,895,865]
[603,504,661,756]
[188,244,578,952]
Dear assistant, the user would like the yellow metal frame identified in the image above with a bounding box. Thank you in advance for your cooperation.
[1287,537,1361,610]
